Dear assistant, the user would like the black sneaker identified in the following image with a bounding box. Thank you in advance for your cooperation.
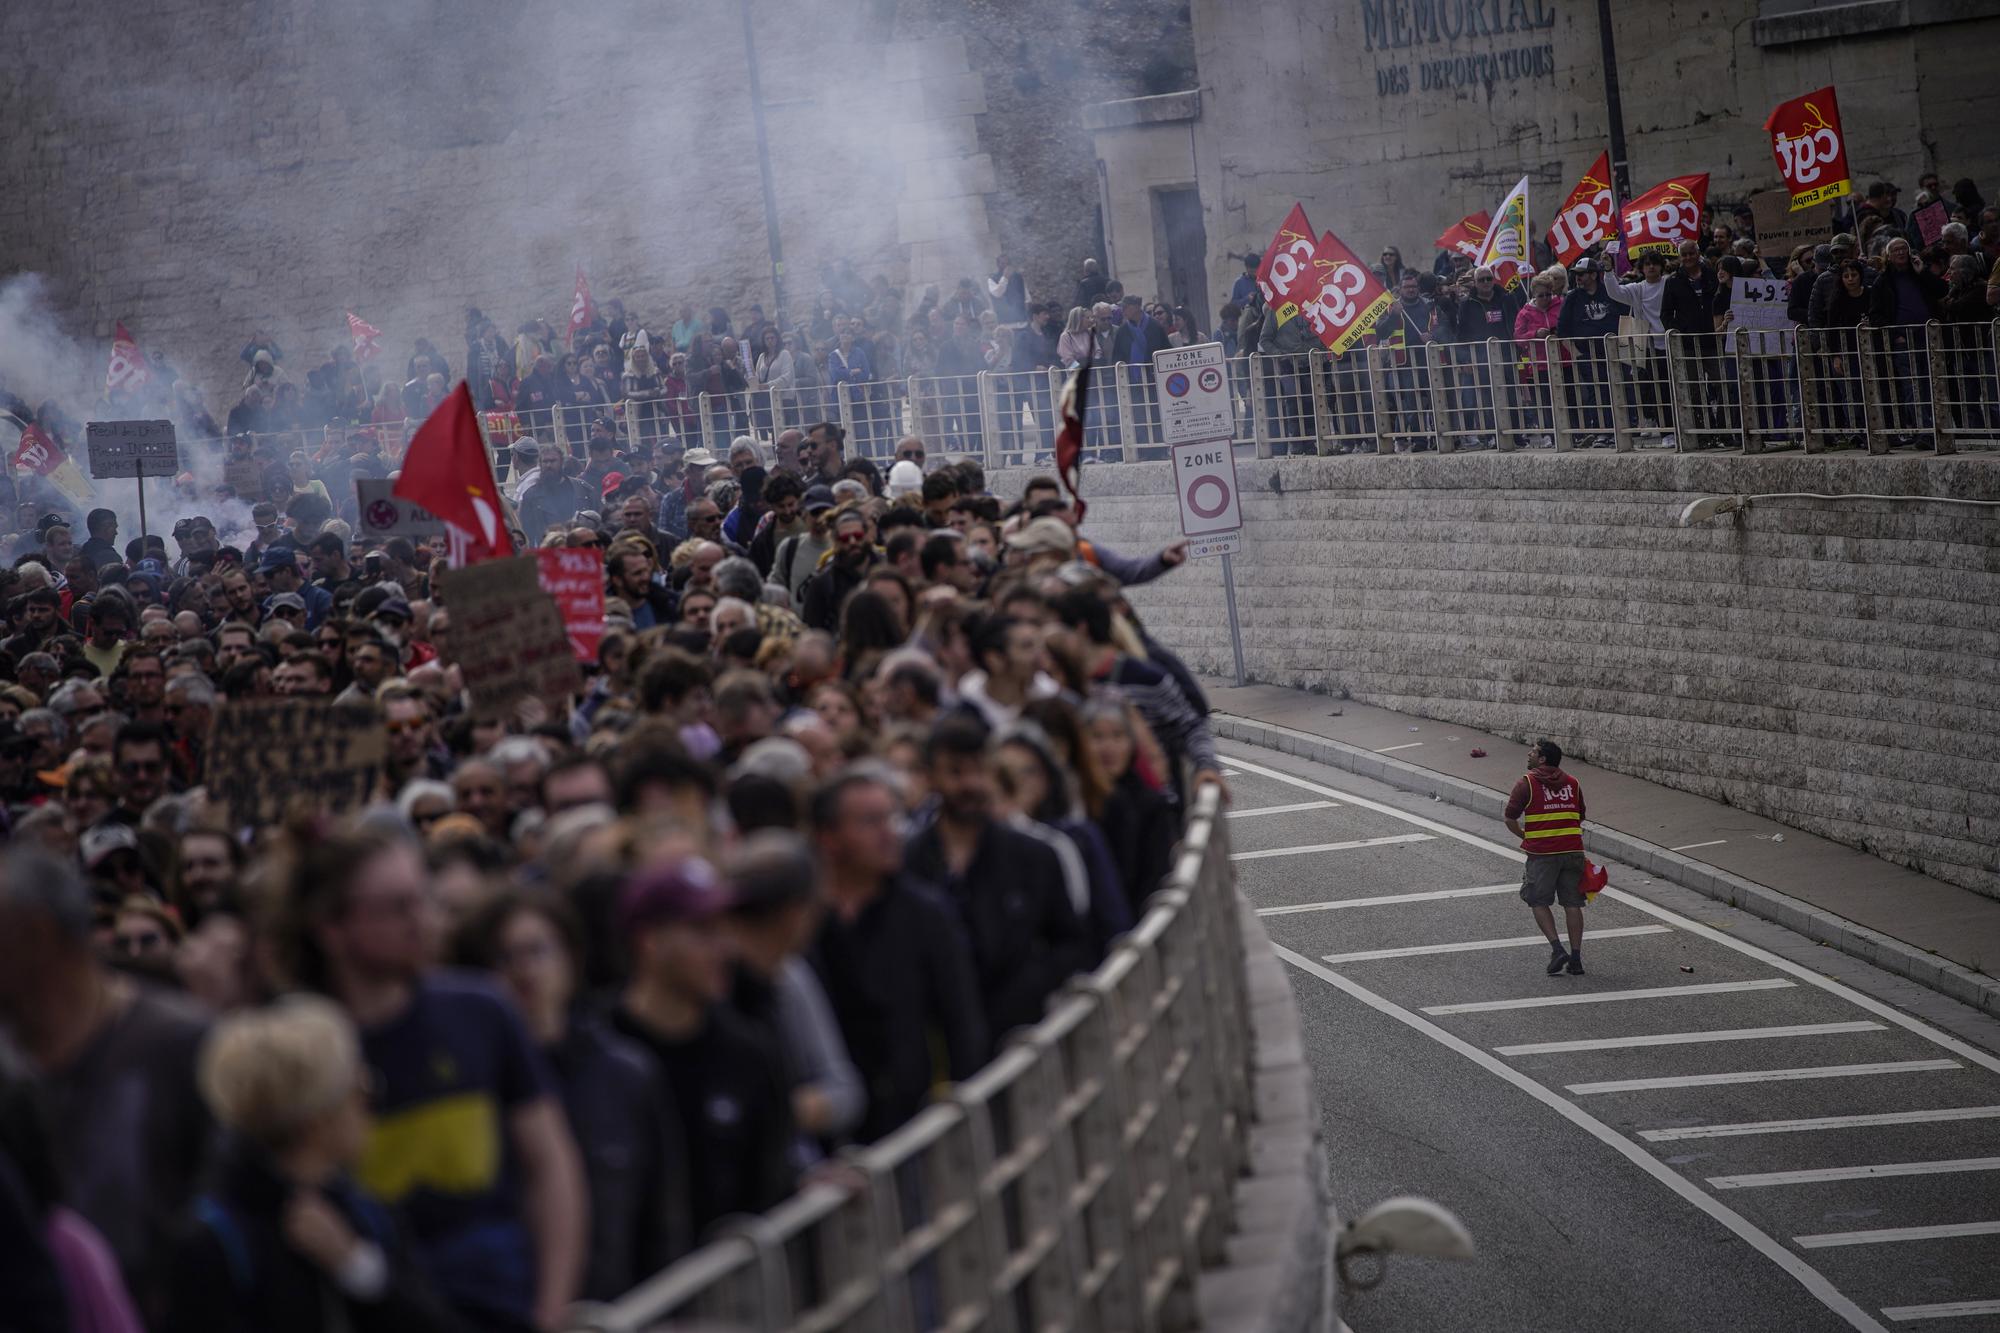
[1566,951,1585,976]
[1546,945,1570,975]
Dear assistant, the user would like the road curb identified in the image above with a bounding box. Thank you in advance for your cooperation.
[1213,713,2000,1022]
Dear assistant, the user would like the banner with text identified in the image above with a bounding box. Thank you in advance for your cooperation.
[1548,151,1617,265]
[1765,85,1851,211]
[1620,174,1710,257]
[1255,202,1319,326]
[1473,176,1535,288]
[1299,230,1394,355]
[534,548,606,663]
[205,698,386,830]
[439,555,584,718]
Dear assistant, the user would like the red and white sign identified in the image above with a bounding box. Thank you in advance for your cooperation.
[567,265,594,349]
[1255,202,1319,327]
[1548,152,1617,265]
[535,547,606,662]
[1765,86,1851,212]
[347,311,383,363]
[1171,439,1241,559]
[1299,230,1394,355]
[1620,174,1710,258]
[1152,341,1232,446]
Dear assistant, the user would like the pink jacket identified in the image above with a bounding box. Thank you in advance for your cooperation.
[1513,301,1562,379]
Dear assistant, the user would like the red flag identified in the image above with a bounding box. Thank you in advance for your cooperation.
[1053,357,1092,523]
[1765,86,1851,211]
[567,266,594,350]
[1547,152,1617,265]
[1254,203,1319,327]
[347,311,383,363]
[395,382,515,564]
[12,422,61,476]
[106,322,152,396]
[1298,231,1394,355]
[1619,174,1710,258]
[1433,211,1491,261]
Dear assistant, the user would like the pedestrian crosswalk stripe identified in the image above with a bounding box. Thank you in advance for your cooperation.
[1498,1020,1882,1056]
[1708,1157,2000,1190]
[1227,800,1341,819]
[1232,833,1431,861]
[1882,1300,2000,1321]
[1795,1221,2000,1249]
[1584,1060,1961,1097]
[1637,1101,1994,1140]
[1425,978,1794,1014]
[1323,924,1669,964]
[1259,882,1516,916]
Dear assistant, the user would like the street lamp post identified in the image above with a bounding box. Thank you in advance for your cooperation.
[738,0,787,329]
[1594,0,1632,206]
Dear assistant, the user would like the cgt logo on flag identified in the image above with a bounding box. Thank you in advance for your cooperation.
[1299,230,1393,356]
[347,312,383,363]
[1548,152,1617,265]
[105,322,152,397]
[567,266,594,349]
[1766,86,1851,211]
[1255,203,1319,327]
[1434,211,1490,261]
[1620,174,1710,258]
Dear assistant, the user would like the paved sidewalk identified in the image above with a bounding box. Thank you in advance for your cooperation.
[1201,679,2000,1019]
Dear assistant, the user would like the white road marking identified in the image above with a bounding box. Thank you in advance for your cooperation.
[1425,978,1796,1014]
[1639,1103,2000,1142]
[1497,1020,1884,1056]
[1883,1300,2000,1321]
[1272,945,1891,1333]
[1226,800,1341,820]
[1259,882,1517,917]
[1220,768,1240,777]
[1323,924,1669,964]
[1708,1157,2000,1190]
[1670,838,1728,851]
[1576,1060,1961,1095]
[1231,833,1430,862]
[1215,750,2000,1080]
[1795,1221,2000,1249]
[1375,741,1425,752]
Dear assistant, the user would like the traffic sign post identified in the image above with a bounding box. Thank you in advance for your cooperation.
[1171,435,1248,686]
[1153,342,1233,446]
[355,478,447,540]
[85,419,179,541]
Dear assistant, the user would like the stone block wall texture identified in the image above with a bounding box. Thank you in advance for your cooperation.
[1186,0,2000,309]
[0,0,1192,405]
[991,455,2000,900]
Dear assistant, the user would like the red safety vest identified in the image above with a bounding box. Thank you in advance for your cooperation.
[1519,770,1584,855]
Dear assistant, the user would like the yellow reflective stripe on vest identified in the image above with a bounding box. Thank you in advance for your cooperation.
[1523,825,1582,839]
[1522,812,1578,823]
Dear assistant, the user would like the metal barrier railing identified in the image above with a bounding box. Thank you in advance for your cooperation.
[569,783,1249,1333]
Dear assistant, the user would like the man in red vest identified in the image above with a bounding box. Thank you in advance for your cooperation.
[1505,739,1588,975]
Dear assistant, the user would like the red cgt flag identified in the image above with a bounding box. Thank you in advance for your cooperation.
[1619,174,1710,258]
[1298,230,1394,356]
[347,311,383,363]
[1053,357,1092,522]
[567,266,594,349]
[395,382,515,565]
[1547,152,1618,265]
[1434,211,1490,260]
[106,321,152,396]
[1765,86,1851,212]
[1255,203,1319,327]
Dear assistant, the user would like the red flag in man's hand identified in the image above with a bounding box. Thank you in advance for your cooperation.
[395,382,514,564]
[567,266,593,350]
[1054,357,1092,522]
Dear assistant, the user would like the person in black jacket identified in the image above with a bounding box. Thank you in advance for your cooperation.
[902,715,1091,1038]
[1659,241,1725,447]
[457,894,691,1301]
[1080,697,1181,914]
[1865,236,1948,442]
[166,996,463,1333]
[800,507,875,634]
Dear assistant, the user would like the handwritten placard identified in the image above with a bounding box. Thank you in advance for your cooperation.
[205,697,387,829]
[534,548,606,662]
[438,556,583,718]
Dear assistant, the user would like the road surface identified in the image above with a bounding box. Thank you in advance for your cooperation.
[1215,740,2000,1332]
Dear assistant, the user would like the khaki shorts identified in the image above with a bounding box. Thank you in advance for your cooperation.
[1520,851,1587,908]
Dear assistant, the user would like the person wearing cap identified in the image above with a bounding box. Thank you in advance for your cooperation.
[169,515,218,578]
[610,857,798,1233]
[885,458,924,502]
[582,433,620,497]
[722,831,865,1154]
[769,483,836,605]
[283,827,587,1331]
[1863,180,1907,235]
[799,505,876,634]
[260,547,331,629]
[1555,256,1630,447]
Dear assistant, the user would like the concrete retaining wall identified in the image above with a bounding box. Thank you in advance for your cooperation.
[991,454,2000,900]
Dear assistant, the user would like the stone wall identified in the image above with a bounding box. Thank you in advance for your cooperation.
[0,0,1191,408]
[991,454,2000,899]
[1186,0,2000,310]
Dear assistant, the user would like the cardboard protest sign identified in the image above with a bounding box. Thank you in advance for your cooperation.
[1750,189,1834,260]
[438,555,583,718]
[205,697,386,829]
[534,548,606,662]
[1914,200,1949,247]
[223,456,266,500]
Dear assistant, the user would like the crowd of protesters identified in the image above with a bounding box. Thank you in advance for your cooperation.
[0,378,1217,1332]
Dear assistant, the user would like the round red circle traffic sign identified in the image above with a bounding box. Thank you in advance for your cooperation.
[1186,475,1231,520]
[1198,367,1223,392]
[365,499,398,531]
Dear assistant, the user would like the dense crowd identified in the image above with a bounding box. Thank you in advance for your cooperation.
[0,404,1216,1333]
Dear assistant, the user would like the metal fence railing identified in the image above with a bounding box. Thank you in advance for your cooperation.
[568,783,1250,1333]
